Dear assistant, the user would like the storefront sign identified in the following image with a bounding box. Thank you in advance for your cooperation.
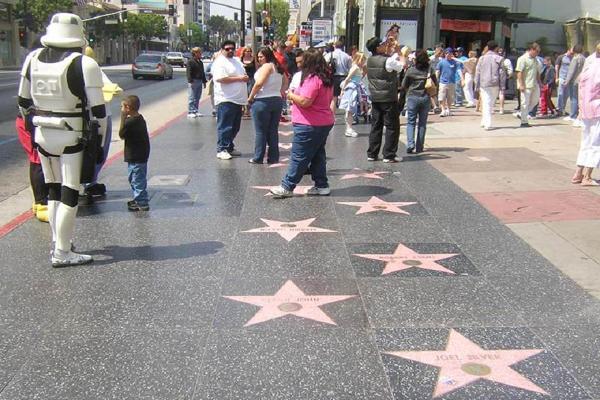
[440,19,492,33]
[380,19,418,49]
[299,21,312,49]
[312,19,333,44]
[502,23,512,38]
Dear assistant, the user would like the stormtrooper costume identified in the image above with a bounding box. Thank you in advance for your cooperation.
[18,13,106,267]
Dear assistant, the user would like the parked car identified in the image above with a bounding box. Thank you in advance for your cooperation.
[182,51,192,62]
[132,54,174,80]
[165,51,185,67]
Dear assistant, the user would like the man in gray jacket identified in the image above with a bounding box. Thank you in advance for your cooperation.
[475,41,506,130]
[564,44,586,126]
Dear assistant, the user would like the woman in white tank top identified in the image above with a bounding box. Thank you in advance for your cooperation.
[247,47,289,164]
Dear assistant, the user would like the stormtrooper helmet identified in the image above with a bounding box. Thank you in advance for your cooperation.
[41,13,87,48]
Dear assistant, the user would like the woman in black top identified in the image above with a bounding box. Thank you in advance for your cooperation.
[241,46,256,117]
[401,49,438,153]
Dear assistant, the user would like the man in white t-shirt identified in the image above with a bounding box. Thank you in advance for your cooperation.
[212,40,249,160]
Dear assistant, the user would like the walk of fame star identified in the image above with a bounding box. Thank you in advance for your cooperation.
[278,130,293,137]
[340,169,390,180]
[385,329,548,398]
[223,280,355,326]
[242,218,336,241]
[268,158,289,168]
[279,143,292,150]
[354,243,458,275]
[252,185,312,196]
[337,196,417,215]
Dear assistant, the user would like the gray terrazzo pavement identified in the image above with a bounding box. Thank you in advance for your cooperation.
[1,114,600,399]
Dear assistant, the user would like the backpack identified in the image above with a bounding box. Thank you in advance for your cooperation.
[326,52,337,74]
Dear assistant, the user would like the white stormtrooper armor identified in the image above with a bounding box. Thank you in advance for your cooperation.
[18,13,107,267]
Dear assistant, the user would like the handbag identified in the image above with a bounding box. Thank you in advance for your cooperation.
[425,72,437,96]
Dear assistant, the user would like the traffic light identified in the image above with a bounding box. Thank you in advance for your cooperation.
[168,4,175,16]
[88,32,96,46]
[120,9,127,22]
[18,26,26,47]
[246,15,251,29]
[234,12,238,21]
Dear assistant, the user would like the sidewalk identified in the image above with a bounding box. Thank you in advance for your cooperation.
[1,98,600,399]
[416,105,600,298]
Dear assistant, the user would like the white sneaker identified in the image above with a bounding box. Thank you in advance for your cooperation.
[195,112,204,117]
[499,108,505,114]
[306,186,331,196]
[563,116,574,122]
[573,119,584,128]
[383,156,402,163]
[345,129,358,137]
[216,151,232,160]
[187,113,197,119]
[270,185,293,198]
[51,251,93,267]
[512,111,521,119]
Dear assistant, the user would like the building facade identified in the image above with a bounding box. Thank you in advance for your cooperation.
[346,0,600,55]
[0,0,18,67]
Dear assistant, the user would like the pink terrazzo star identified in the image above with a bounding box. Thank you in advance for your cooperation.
[268,158,289,168]
[252,185,312,196]
[354,243,458,275]
[278,130,293,137]
[224,280,355,326]
[340,169,390,180]
[242,218,336,241]
[337,196,417,215]
[385,329,548,398]
[279,143,292,150]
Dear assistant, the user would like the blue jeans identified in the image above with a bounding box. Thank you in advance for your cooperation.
[405,95,431,152]
[188,80,203,114]
[216,102,243,152]
[454,82,464,106]
[281,124,333,191]
[251,97,282,163]
[557,79,571,114]
[569,83,579,119]
[128,162,148,206]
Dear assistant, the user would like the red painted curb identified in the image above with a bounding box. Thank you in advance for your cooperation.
[0,97,208,239]
[0,210,34,238]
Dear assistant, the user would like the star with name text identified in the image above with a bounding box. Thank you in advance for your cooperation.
[242,218,336,241]
[337,196,417,215]
[385,329,547,398]
[354,243,458,275]
[224,280,355,326]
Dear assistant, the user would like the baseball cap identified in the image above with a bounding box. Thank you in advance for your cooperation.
[366,37,383,53]
[456,46,465,52]
[444,47,454,54]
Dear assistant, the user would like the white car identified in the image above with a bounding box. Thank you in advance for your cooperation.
[166,52,185,67]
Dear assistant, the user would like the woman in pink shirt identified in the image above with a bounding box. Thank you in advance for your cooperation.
[572,42,600,186]
[270,48,334,198]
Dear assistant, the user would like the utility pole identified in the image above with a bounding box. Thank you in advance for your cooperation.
[251,0,256,51]
[240,0,245,47]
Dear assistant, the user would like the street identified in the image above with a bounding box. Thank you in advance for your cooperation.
[0,65,189,203]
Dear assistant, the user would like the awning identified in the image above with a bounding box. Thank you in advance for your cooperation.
[506,13,554,24]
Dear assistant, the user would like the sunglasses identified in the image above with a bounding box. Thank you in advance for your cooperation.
[224,47,235,51]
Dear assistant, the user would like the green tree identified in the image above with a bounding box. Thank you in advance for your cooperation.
[178,23,206,50]
[270,0,290,43]
[124,13,168,51]
[207,15,229,38]
[14,0,74,33]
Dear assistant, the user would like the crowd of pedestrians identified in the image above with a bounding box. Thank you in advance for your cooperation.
[185,34,600,191]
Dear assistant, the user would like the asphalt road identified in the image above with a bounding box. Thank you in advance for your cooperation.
[0,66,189,204]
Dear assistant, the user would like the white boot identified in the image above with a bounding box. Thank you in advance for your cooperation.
[51,249,92,267]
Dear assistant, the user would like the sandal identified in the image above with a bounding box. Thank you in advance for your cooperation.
[571,176,583,184]
[581,179,600,186]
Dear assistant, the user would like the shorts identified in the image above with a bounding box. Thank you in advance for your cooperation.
[333,75,346,97]
[438,83,455,104]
